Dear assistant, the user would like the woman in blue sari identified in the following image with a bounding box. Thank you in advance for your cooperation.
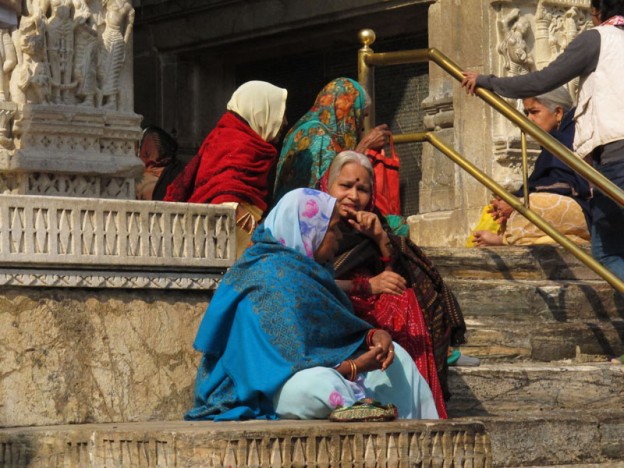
[186,188,438,421]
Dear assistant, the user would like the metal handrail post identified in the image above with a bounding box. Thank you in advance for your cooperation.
[358,29,376,134]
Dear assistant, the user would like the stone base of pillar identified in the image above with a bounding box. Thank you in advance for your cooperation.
[0,104,143,199]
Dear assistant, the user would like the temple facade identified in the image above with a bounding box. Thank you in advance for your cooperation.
[0,0,594,433]
[132,0,592,246]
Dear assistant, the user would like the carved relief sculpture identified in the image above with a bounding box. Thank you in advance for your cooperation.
[72,0,98,106]
[0,0,142,199]
[98,0,133,110]
[497,8,535,76]
[46,0,77,104]
[535,0,592,97]
[492,1,592,180]
[0,27,17,101]
[9,13,50,104]
[535,1,593,68]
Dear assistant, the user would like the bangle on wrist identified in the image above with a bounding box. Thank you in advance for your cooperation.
[347,359,358,381]
[366,328,380,347]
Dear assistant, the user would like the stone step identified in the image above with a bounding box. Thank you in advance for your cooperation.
[447,362,624,416]
[0,419,491,467]
[529,465,624,468]
[448,278,622,322]
[466,409,624,467]
[1,412,622,467]
[422,245,602,281]
[461,317,624,361]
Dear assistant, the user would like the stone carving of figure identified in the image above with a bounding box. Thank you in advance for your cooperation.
[72,0,98,106]
[0,28,17,100]
[548,7,582,58]
[497,8,535,76]
[46,0,77,104]
[0,0,18,101]
[10,14,50,104]
[98,0,133,110]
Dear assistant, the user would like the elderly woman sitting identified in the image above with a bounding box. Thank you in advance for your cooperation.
[319,151,472,418]
[471,87,591,246]
[165,81,288,258]
[185,188,439,421]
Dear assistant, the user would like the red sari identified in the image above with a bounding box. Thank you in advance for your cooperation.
[332,222,468,419]
[349,277,449,419]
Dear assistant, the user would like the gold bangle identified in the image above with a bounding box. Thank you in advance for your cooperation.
[348,359,358,381]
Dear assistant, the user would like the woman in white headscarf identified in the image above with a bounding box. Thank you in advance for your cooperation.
[165,81,288,257]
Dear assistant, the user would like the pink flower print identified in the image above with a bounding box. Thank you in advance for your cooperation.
[304,241,313,258]
[279,238,286,245]
[329,390,345,408]
[302,199,319,218]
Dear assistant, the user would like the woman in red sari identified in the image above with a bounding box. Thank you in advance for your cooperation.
[165,81,288,257]
[322,151,468,418]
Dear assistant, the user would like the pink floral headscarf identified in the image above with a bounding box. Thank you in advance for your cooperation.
[263,188,336,259]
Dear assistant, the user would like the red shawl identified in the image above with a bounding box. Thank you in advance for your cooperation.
[165,112,277,211]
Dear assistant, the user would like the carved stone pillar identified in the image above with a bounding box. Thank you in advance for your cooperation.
[0,0,142,199]
[408,0,590,247]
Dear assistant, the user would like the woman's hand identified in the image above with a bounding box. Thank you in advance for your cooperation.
[461,71,480,95]
[355,332,395,372]
[344,207,386,243]
[369,271,406,295]
[489,198,514,223]
[355,124,391,152]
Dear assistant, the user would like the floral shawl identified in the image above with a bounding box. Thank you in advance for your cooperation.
[273,78,367,203]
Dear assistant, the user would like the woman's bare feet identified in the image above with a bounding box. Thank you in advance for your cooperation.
[473,230,504,246]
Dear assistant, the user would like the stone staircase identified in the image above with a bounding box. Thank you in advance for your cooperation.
[1,245,623,467]
[426,245,624,467]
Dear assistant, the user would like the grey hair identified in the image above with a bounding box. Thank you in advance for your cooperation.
[533,86,574,113]
[327,150,373,190]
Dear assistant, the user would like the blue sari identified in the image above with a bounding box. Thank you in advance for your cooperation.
[186,190,372,421]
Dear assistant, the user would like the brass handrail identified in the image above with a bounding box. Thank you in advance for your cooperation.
[393,132,624,294]
[357,32,624,207]
[357,29,624,293]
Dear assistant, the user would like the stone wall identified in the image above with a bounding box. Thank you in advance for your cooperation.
[0,196,234,427]
[0,287,207,427]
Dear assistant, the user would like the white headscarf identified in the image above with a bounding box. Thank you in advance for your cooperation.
[226,81,288,142]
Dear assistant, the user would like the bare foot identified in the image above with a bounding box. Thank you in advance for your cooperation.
[473,230,503,246]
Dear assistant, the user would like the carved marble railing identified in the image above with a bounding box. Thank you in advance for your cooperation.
[0,420,493,467]
[0,194,235,289]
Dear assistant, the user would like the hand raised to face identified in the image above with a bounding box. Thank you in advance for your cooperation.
[343,207,385,243]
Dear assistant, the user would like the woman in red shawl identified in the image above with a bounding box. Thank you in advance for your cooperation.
[322,150,469,418]
[165,81,288,257]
